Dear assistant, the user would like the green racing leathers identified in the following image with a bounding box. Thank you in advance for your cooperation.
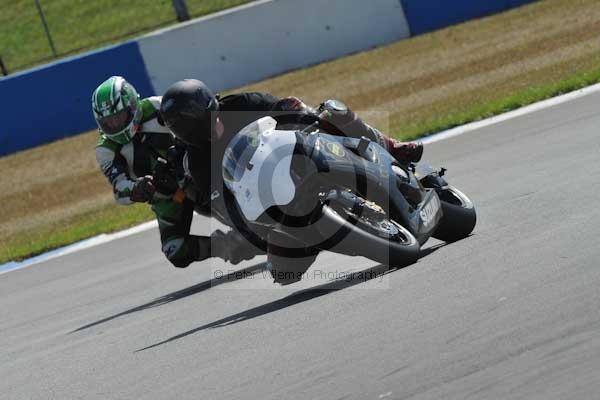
[95,96,208,267]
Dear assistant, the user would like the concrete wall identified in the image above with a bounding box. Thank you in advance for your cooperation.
[138,0,410,94]
[0,42,153,156]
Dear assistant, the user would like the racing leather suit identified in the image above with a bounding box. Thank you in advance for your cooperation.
[95,96,210,268]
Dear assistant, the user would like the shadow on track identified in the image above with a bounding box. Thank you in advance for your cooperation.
[136,243,446,352]
[71,262,268,333]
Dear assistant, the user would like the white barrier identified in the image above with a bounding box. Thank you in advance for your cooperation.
[138,0,410,94]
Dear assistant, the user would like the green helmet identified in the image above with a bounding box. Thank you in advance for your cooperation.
[92,76,142,144]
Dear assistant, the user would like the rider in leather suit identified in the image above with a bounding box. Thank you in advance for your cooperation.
[158,79,424,281]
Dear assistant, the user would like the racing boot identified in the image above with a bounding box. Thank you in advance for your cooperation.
[382,137,424,164]
[211,229,265,265]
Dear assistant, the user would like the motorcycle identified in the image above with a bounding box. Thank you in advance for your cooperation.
[218,114,476,284]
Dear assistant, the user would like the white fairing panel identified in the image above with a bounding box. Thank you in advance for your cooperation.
[227,117,297,221]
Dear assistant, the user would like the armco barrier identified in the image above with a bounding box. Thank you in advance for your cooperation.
[137,0,411,94]
[400,0,538,35]
[0,41,153,156]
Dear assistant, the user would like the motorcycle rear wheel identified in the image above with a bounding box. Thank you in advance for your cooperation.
[432,185,476,242]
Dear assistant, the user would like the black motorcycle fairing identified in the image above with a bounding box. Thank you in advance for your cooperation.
[219,119,443,250]
[288,132,442,244]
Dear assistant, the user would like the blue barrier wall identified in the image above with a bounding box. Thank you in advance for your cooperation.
[400,0,538,35]
[0,41,153,156]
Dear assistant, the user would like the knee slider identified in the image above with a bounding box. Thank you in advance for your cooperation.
[162,238,191,268]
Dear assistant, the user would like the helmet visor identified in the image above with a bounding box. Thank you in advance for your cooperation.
[98,108,133,135]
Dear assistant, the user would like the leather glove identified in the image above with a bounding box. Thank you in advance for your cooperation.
[318,99,354,125]
[317,99,365,138]
[153,159,179,196]
[130,175,156,202]
[210,229,263,265]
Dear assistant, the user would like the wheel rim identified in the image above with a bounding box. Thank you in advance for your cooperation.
[439,186,473,208]
[330,194,416,246]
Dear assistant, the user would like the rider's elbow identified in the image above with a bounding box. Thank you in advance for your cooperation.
[114,192,133,206]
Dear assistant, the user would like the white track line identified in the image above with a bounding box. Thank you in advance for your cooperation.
[420,83,600,145]
[0,221,157,275]
[3,82,600,275]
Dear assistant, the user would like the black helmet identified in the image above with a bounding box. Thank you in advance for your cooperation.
[160,79,219,147]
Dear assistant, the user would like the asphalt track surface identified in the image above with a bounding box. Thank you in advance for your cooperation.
[2,93,600,400]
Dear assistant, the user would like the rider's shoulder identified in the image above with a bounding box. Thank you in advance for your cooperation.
[138,96,171,135]
[96,133,120,152]
[139,96,162,123]
[219,92,279,111]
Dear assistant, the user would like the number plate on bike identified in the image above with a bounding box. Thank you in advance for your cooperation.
[419,192,441,227]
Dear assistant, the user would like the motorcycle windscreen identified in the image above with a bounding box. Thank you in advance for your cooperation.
[222,117,297,221]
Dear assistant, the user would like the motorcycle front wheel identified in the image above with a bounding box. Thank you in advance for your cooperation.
[314,192,421,268]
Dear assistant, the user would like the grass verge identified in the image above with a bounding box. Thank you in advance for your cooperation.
[0,0,252,72]
[2,0,600,264]
[0,203,154,264]
[399,66,600,140]
[3,66,600,264]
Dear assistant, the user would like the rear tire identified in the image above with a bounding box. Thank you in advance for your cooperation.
[433,185,476,242]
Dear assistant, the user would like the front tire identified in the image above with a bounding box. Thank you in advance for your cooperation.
[316,200,421,268]
[433,185,476,242]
